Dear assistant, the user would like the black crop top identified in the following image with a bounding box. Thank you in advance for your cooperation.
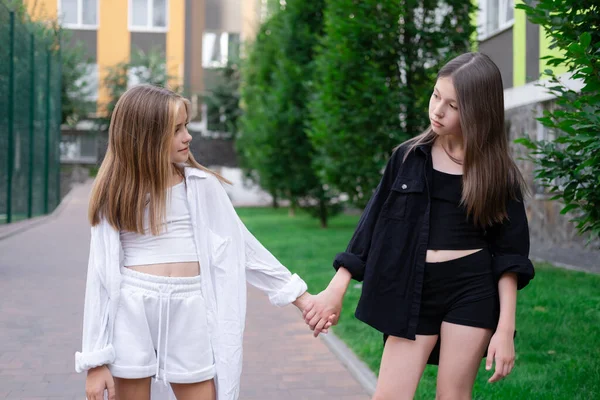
[427,169,488,250]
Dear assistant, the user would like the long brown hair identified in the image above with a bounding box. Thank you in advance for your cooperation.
[403,52,526,227]
[89,84,230,234]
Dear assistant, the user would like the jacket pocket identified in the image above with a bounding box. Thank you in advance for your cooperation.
[380,176,425,221]
[208,228,231,268]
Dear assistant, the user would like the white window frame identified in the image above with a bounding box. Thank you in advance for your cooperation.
[129,0,169,33]
[57,0,99,30]
[478,0,515,41]
[203,32,238,69]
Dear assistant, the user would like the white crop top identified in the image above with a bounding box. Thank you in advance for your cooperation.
[120,180,199,267]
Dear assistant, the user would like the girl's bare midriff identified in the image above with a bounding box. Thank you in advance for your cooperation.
[125,173,201,278]
[128,262,200,277]
[425,249,482,263]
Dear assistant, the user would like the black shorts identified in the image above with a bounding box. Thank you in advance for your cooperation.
[416,249,499,335]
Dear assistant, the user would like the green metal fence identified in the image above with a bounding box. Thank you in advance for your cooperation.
[0,2,62,224]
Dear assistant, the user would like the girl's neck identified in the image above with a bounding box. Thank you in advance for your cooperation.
[440,136,464,162]
[169,165,185,186]
[442,135,464,153]
[433,135,465,170]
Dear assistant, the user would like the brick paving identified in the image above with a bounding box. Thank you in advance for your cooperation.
[0,181,370,400]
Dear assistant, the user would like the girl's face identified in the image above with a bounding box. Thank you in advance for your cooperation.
[428,77,462,137]
[170,103,192,164]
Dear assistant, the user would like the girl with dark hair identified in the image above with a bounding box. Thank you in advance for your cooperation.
[303,52,534,399]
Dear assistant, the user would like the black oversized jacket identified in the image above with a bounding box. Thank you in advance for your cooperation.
[334,143,535,342]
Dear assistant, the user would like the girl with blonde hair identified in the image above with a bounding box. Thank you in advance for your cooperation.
[75,84,327,400]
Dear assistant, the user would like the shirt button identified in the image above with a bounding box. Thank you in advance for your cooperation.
[401,184,408,189]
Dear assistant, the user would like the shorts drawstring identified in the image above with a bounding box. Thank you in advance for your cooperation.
[164,289,172,384]
[155,287,173,387]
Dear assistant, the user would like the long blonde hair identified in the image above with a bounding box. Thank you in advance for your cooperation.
[89,84,230,234]
[402,52,526,227]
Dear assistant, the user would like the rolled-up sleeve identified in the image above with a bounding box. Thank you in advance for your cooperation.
[241,222,308,307]
[488,196,535,289]
[333,147,403,282]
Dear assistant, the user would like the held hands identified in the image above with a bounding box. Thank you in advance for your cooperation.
[293,292,334,335]
[486,329,515,383]
[302,287,344,338]
[86,365,115,400]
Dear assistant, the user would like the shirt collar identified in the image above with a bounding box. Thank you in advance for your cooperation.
[184,166,208,179]
[416,143,432,156]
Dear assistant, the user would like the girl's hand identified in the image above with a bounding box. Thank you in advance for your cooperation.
[486,329,515,383]
[303,288,344,337]
[293,292,334,335]
[86,365,115,400]
[292,291,312,311]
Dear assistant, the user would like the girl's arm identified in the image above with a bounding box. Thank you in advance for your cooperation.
[303,148,407,337]
[240,220,308,307]
[331,146,405,282]
[206,175,308,307]
[497,272,518,333]
[303,267,352,337]
[75,229,116,373]
[76,227,117,399]
[486,272,517,383]
[485,193,533,383]
[487,195,535,289]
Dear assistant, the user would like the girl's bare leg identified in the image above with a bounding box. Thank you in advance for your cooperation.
[436,322,493,400]
[372,335,438,400]
[114,377,151,400]
[171,379,216,400]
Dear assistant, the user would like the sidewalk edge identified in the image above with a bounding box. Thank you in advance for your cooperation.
[320,330,377,396]
[0,180,84,241]
[530,255,598,275]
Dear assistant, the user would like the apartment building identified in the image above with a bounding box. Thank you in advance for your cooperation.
[24,0,264,113]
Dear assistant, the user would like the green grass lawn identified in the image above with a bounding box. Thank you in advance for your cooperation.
[237,207,600,400]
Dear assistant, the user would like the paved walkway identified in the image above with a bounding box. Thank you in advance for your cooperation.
[0,181,369,399]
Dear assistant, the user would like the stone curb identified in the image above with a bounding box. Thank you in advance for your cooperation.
[530,255,598,275]
[320,330,377,396]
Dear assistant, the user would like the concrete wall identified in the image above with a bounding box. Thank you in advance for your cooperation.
[506,101,600,255]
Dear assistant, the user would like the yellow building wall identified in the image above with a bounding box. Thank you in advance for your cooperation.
[470,0,479,52]
[539,26,569,79]
[97,0,130,113]
[23,0,57,20]
[167,0,185,90]
[513,0,526,87]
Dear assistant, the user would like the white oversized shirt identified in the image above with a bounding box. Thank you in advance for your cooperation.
[75,167,308,399]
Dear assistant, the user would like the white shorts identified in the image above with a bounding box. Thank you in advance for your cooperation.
[109,267,215,384]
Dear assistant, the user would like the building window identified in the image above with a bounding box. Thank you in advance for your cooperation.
[202,32,240,68]
[58,0,98,29]
[130,0,168,32]
[478,0,514,40]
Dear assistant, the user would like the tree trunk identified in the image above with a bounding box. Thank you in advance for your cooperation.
[289,198,297,217]
[318,198,328,228]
